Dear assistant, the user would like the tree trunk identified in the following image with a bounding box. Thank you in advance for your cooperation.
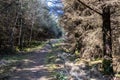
[18,17,24,50]
[10,27,15,49]
[29,22,34,45]
[10,15,18,49]
[102,6,113,75]
[18,0,24,50]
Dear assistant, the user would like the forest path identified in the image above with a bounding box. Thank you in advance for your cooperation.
[9,39,64,80]
[8,38,116,80]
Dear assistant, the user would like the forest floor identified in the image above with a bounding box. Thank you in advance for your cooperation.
[0,38,120,80]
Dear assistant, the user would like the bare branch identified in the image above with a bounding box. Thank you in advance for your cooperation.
[77,0,102,15]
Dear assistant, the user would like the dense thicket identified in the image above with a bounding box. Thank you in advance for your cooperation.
[61,0,120,74]
[61,0,120,58]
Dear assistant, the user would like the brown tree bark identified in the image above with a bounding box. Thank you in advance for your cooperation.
[29,21,34,45]
[102,6,113,75]
[18,18,24,50]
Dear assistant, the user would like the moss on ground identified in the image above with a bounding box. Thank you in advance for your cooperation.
[22,41,46,52]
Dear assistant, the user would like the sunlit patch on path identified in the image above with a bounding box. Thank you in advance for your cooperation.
[9,43,54,80]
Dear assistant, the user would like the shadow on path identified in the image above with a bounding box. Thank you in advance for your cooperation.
[9,44,53,80]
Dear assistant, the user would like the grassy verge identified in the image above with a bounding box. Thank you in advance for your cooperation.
[1,41,46,61]
[23,41,46,52]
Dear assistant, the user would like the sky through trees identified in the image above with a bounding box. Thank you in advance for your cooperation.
[46,0,64,22]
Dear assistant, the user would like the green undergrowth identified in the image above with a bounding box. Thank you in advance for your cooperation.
[20,41,46,52]
[45,52,57,64]
[45,52,60,77]
[53,72,67,80]
[46,52,67,80]
[1,41,46,61]
[115,73,120,78]
[52,43,62,48]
